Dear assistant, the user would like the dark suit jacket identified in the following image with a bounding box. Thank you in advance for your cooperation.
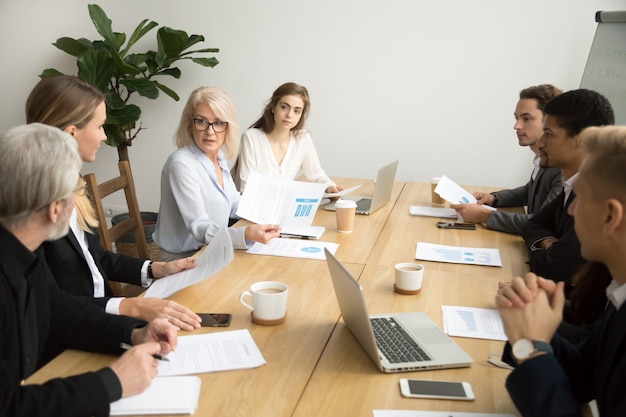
[504,304,626,416]
[486,166,562,235]
[522,190,583,285]
[0,225,144,416]
[42,229,145,308]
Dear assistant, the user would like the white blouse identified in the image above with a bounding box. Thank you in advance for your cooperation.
[233,128,335,191]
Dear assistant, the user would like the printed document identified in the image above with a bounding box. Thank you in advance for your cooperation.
[323,184,363,198]
[110,376,201,415]
[158,329,266,376]
[415,242,502,267]
[442,305,507,341]
[236,171,326,227]
[247,238,339,260]
[144,228,234,299]
[373,410,515,417]
[433,175,496,211]
[409,206,458,219]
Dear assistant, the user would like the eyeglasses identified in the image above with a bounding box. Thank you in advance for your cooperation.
[192,118,228,133]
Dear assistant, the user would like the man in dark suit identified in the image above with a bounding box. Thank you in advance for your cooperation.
[522,89,614,287]
[451,85,563,235]
[496,125,626,417]
[0,124,177,417]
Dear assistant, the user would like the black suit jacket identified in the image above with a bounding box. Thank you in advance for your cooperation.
[0,225,144,416]
[522,190,583,284]
[504,304,626,416]
[42,229,145,308]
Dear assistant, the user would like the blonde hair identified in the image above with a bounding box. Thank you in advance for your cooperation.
[579,125,626,200]
[174,87,240,160]
[25,75,103,231]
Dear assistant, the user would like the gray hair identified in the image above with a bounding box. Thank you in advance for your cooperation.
[0,123,82,228]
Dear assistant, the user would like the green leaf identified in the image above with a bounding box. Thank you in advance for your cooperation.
[121,19,158,56]
[156,27,186,66]
[104,124,126,147]
[120,78,160,99]
[53,37,93,57]
[111,51,141,76]
[154,81,180,101]
[158,67,181,79]
[180,47,220,55]
[40,68,64,78]
[77,49,114,92]
[107,103,141,125]
[88,4,117,50]
[105,93,125,110]
[191,57,219,68]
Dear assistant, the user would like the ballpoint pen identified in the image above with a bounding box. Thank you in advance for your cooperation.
[120,342,170,361]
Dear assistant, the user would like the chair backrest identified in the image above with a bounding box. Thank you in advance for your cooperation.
[84,161,150,261]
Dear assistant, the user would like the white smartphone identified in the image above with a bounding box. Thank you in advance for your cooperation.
[399,379,475,401]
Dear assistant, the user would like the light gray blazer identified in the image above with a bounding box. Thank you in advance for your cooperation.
[485,166,562,235]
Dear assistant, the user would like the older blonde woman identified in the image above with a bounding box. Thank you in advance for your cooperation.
[153,87,280,261]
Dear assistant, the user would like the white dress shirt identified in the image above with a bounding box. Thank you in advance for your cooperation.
[153,144,247,254]
[234,128,335,192]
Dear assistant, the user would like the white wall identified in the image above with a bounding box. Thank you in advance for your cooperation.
[1,0,623,211]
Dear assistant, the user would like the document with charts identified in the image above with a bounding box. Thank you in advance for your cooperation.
[247,237,339,260]
[236,171,326,228]
[433,175,496,211]
[415,242,502,267]
[441,305,507,341]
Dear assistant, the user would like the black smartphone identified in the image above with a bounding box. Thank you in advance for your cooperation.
[436,222,477,230]
[197,313,232,327]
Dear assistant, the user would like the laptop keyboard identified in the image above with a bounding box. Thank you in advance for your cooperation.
[355,198,371,214]
[370,317,432,364]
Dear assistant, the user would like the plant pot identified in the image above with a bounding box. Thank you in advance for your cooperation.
[111,211,158,243]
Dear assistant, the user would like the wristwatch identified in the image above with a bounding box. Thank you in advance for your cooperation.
[512,338,553,361]
[490,192,500,207]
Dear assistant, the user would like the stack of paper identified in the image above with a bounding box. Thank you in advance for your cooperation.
[409,206,457,219]
[441,305,507,341]
[110,376,201,415]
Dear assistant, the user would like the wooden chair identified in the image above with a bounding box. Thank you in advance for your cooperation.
[84,161,150,295]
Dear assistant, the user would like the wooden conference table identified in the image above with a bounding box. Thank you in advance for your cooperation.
[27,177,530,417]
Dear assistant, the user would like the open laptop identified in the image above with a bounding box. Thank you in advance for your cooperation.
[324,248,473,373]
[324,160,399,215]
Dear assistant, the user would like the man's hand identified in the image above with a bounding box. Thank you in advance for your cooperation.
[109,342,161,397]
[538,236,559,250]
[151,258,196,278]
[473,192,495,205]
[449,203,491,224]
[496,273,564,345]
[120,298,201,330]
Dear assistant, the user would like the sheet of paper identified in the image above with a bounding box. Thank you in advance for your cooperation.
[144,228,234,299]
[442,305,507,341]
[158,329,266,376]
[409,206,458,219]
[323,184,363,198]
[373,410,515,417]
[110,376,201,415]
[236,171,326,227]
[247,238,339,260]
[433,175,496,211]
[415,242,502,267]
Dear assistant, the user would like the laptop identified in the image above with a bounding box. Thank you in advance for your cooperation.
[324,248,473,373]
[324,160,399,215]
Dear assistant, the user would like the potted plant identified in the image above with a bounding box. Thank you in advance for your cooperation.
[41,3,219,162]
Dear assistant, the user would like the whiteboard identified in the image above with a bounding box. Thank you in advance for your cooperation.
[580,11,626,125]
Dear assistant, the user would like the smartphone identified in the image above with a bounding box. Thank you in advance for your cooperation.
[197,313,232,327]
[399,379,475,401]
[436,222,477,230]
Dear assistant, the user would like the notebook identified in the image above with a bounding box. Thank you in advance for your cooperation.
[324,160,399,215]
[324,248,473,373]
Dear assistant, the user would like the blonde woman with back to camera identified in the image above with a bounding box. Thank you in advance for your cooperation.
[153,86,280,261]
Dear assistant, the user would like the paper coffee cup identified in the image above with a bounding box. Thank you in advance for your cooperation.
[431,177,445,205]
[240,281,288,325]
[335,199,357,233]
[394,262,424,295]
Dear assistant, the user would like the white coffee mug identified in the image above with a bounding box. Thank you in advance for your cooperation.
[239,281,288,325]
[394,262,424,295]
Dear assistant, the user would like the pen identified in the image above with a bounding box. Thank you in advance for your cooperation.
[120,342,170,361]
[280,234,310,240]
